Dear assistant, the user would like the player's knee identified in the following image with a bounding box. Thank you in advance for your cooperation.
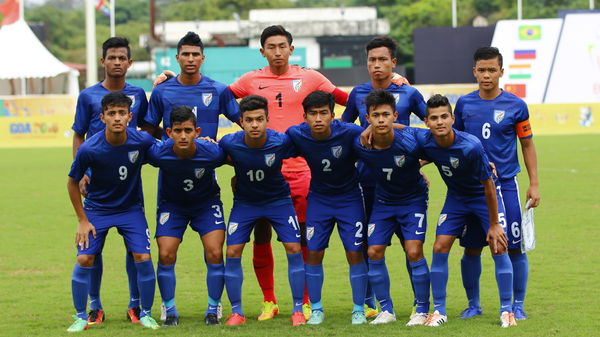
[367,246,385,260]
[226,244,243,258]
[346,251,363,265]
[464,247,483,256]
[158,250,177,265]
[433,241,451,254]
[205,246,223,264]
[132,253,151,262]
[77,254,95,267]
[405,246,424,262]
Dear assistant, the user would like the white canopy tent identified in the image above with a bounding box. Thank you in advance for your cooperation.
[0,19,79,95]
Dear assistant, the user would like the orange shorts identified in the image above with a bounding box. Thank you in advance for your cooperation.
[282,170,311,223]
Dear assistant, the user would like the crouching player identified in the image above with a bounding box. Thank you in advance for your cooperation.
[145,106,227,326]
[353,90,431,326]
[219,95,306,326]
[66,92,159,332]
[286,91,368,325]
[414,94,515,328]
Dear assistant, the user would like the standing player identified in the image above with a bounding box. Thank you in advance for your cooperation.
[219,96,306,326]
[66,92,159,332]
[342,36,426,317]
[413,94,515,328]
[286,91,368,325]
[146,106,227,327]
[454,47,540,320]
[352,90,430,326]
[71,37,148,325]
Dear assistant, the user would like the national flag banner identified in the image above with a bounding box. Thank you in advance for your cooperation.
[508,64,532,79]
[0,0,20,26]
[504,84,527,98]
[96,0,110,17]
[519,25,542,40]
[514,49,536,60]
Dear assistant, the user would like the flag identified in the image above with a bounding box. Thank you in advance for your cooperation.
[0,0,19,26]
[504,84,526,98]
[514,49,536,60]
[519,25,541,40]
[96,0,110,17]
[508,64,532,80]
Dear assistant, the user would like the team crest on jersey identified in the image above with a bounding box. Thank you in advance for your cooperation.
[264,153,276,167]
[494,110,505,123]
[331,145,343,159]
[128,150,139,164]
[292,79,302,92]
[228,222,239,235]
[202,93,213,106]
[306,226,315,240]
[195,168,205,179]
[438,214,447,226]
[368,223,376,237]
[127,95,136,108]
[450,156,459,169]
[393,93,400,104]
[159,212,170,225]
[394,155,406,167]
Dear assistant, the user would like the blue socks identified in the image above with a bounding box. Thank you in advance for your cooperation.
[409,258,430,314]
[367,258,393,314]
[72,264,93,319]
[492,253,514,313]
[287,253,305,313]
[349,262,368,311]
[126,253,140,309]
[206,262,225,315]
[430,252,449,315]
[157,262,178,317]
[225,257,243,315]
[510,253,528,307]
[305,263,324,311]
[364,249,376,309]
[135,260,156,318]
[461,254,482,308]
[88,254,103,311]
[406,257,417,307]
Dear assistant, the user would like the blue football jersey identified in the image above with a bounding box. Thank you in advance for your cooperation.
[68,128,155,212]
[146,138,226,207]
[286,120,363,195]
[341,82,426,128]
[72,82,148,138]
[352,129,428,205]
[454,90,530,178]
[219,129,297,205]
[145,76,240,140]
[412,127,493,198]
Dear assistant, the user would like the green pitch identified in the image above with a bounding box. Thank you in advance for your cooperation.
[0,134,598,336]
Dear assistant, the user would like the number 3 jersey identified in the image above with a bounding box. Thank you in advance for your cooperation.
[219,129,298,205]
[146,138,226,208]
[454,90,532,179]
[68,128,155,213]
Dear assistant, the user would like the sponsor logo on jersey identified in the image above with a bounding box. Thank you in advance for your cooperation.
[306,226,315,240]
[127,95,136,108]
[228,222,239,235]
[159,212,170,225]
[438,214,447,226]
[450,156,459,169]
[292,79,302,92]
[331,145,342,159]
[202,93,213,106]
[128,150,139,164]
[393,93,400,104]
[264,153,276,167]
[494,109,505,123]
[368,223,375,237]
[394,155,406,167]
[195,168,205,179]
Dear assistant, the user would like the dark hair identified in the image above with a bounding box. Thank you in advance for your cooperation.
[474,46,503,68]
[365,89,396,114]
[260,25,293,47]
[102,37,130,59]
[366,36,397,58]
[177,31,204,53]
[170,106,197,126]
[239,95,269,117]
[302,90,335,114]
[426,94,453,116]
[101,91,131,112]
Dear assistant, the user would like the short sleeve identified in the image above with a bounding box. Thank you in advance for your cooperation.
[410,89,427,121]
[68,147,90,181]
[145,88,163,127]
[312,70,336,93]
[229,73,252,98]
[136,90,149,126]
[454,98,465,131]
[471,141,493,181]
[145,141,162,167]
[346,122,364,138]
[341,89,359,123]
[72,93,91,135]
[220,87,241,123]
[515,100,530,123]
[281,134,299,159]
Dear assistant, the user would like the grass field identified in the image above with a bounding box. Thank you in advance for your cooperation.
[1,134,599,336]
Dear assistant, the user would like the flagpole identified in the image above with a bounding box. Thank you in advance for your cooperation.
[110,0,115,37]
[86,0,98,86]
[19,0,24,21]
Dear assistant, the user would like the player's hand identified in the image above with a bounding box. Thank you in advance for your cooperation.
[486,222,508,254]
[76,220,96,250]
[79,174,90,197]
[153,70,176,87]
[420,170,430,188]
[391,73,410,86]
[489,161,497,178]
[526,184,540,208]
[360,125,373,149]
[198,136,218,144]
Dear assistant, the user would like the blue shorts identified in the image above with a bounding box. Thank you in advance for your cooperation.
[367,199,428,246]
[499,177,523,249]
[78,206,150,255]
[227,198,300,245]
[435,192,507,248]
[305,191,366,252]
[155,197,225,240]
